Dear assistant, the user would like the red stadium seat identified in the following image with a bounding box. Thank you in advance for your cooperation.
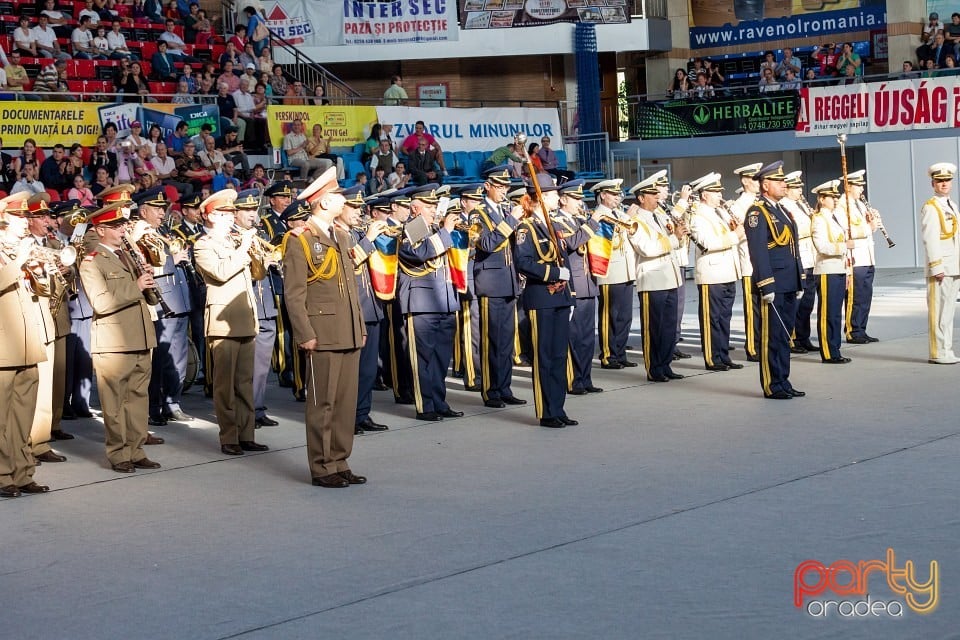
[164,185,179,204]
[45,189,60,202]
[71,59,96,79]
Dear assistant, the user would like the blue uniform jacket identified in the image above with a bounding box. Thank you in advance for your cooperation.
[515,216,574,311]
[744,196,803,295]
[260,211,288,294]
[554,212,600,299]
[349,230,385,324]
[155,230,192,316]
[469,197,520,298]
[398,226,459,314]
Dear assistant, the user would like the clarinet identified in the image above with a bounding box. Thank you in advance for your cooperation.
[121,236,175,318]
[860,196,896,248]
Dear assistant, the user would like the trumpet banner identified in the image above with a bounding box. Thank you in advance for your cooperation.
[448,230,470,294]
[369,234,400,300]
[587,220,615,277]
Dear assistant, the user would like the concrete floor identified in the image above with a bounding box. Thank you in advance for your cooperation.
[1,268,957,639]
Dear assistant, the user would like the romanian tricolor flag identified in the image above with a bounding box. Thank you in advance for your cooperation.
[369,234,400,300]
[587,220,615,277]
[448,229,470,294]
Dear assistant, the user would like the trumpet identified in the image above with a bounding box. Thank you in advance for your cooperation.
[597,213,639,235]
[356,221,404,237]
[861,196,895,248]
[232,225,282,281]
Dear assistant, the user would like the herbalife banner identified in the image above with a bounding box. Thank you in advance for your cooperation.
[634,93,798,140]
[462,0,628,29]
[376,106,562,152]
[795,77,960,137]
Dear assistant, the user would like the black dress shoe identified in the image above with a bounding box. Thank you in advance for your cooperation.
[359,417,389,431]
[255,416,280,427]
[312,473,349,488]
[585,385,604,393]
[1,484,22,497]
[294,390,307,402]
[278,377,294,388]
[665,371,685,380]
[61,408,77,420]
[765,391,793,400]
[705,363,729,372]
[647,374,669,382]
[600,362,624,370]
[373,381,389,391]
[395,396,416,405]
[674,350,692,359]
[788,389,806,398]
[18,481,49,494]
[558,416,578,426]
[502,396,527,405]
[51,429,75,440]
[145,433,164,445]
[354,425,364,435]
[416,412,443,421]
[865,335,879,342]
[483,399,505,408]
[221,444,244,455]
[75,410,94,419]
[723,362,745,370]
[439,408,464,418]
[620,360,639,368]
[111,461,136,473]
[148,416,167,426]
[239,441,269,452]
[823,356,852,363]
[338,470,367,485]
[568,387,586,395]
[166,410,194,422]
[539,418,566,428]
[790,345,808,354]
[847,336,870,344]
[746,355,760,362]
[132,457,161,469]
[464,384,481,392]
[797,341,818,351]
[36,451,67,463]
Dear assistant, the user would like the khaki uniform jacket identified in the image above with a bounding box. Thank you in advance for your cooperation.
[919,195,960,277]
[282,218,365,350]
[193,234,259,339]
[78,247,157,354]
[0,256,47,367]
[32,235,73,342]
[811,208,850,275]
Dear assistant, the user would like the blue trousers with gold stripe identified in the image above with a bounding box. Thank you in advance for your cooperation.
[149,314,188,418]
[845,265,875,340]
[407,312,455,415]
[384,302,414,401]
[567,296,597,391]
[480,296,516,402]
[698,282,735,368]
[530,307,570,420]
[758,293,798,397]
[741,276,760,359]
[816,273,846,362]
[355,320,381,425]
[453,300,480,388]
[639,288,678,379]
[795,267,816,344]
[598,282,635,366]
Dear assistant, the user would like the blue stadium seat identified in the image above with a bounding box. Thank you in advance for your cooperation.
[442,151,456,171]
[554,150,568,169]
[460,159,481,180]
[468,150,486,165]
[453,151,470,169]
[347,160,367,180]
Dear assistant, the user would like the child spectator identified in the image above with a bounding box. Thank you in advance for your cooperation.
[68,174,97,207]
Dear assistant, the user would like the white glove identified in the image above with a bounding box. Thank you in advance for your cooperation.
[762,292,775,305]
[443,170,449,176]
[796,291,803,299]
[557,267,570,281]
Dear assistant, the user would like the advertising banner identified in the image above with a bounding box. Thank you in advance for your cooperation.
[462,0,628,29]
[689,0,886,50]
[265,105,379,148]
[140,107,184,146]
[174,104,221,137]
[795,77,960,137]
[0,103,103,148]
[634,93,799,139]
[375,106,563,152]
[340,0,458,45]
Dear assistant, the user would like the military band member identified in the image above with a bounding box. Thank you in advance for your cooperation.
[382,187,416,405]
[743,161,805,400]
[130,186,194,426]
[687,173,743,371]
[515,180,576,427]
[470,165,527,408]
[729,163,763,361]
[836,170,879,343]
[782,171,818,353]
[453,183,484,391]
[335,185,390,433]
[0,194,50,496]
[234,189,280,428]
[919,163,960,365]
[172,192,207,386]
[593,178,638,369]
[653,173,692,361]
[810,180,852,364]
[193,189,268,456]
[283,167,367,488]
[509,184,534,367]
[626,175,685,382]
[556,179,603,394]
[79,201,161,473]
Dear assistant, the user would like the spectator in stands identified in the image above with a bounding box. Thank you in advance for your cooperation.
[284,80,308,105]
[116,60,154,102]
[152,40,179,81]
[33,14,72,62]
[166,120,190,157]
[62,143,86,183]
[368,165,388,195]
[79,0,101,25]
[898,60,919,79]
[305,123,342,178]
[524,142,544,178]
[219,42,241,71]
[400,120,447,174]
[159,19,199,62]
[145,125,163,156]
[154,141,192,196]
[923,58,938,78]
[194,9,216,46]
[258,48,273,75]
[383,74,407,105]
[14,16,38,57]
[939,55,960,76]
[537,136,574,183]
[354,172,368,191]
[197,75,216,103]
[238,44,257,75]
[217,61,241,93]
[103,122,120,152]
[90,166,113,196]
[926,32,951,68]
[173,79,195,103]
[269,64,287,100]
[90,135,118,177]
[220,126,250,175]
[388,161,409,189]
[921,12,943,47]
[179,63,197,92]
[107,21,137,61]
[243,163,268,190]
[759,51,777,76]
[369,139,397,175]
[813,43,839,77]
[214,160,240,191]
[945,13,960,60]
[232,81,261,149]
[72,16,103,60]
[776,47,801,80]
[758,67,780,92]
[705,59,725,90]
[11,162,45,196]
[217,81,246,141]
[183,2,201,42]
[93,25,111,58]
[33,59,64,95]
[176,139,214,190]
[283,119,325,179]
[131,142,157,181]
[252,82,268,118]
[666,68,690,98]
[40,144,70,193]
[780,68,801,90]
[309,83,330,106]
[690,71,715,98]
[244,6,269,56]
[11,139,40,179]
[0,138,16,193]
[407,138,442,186]
[240,62,258,93]
[41,0,73,39]
[836,42,862,77]
[68,174,97,207]
[0,65,6,91]
[228,25,247,53]
[127,121,148,148]
[364,123,383,161]
[4,52,34,98]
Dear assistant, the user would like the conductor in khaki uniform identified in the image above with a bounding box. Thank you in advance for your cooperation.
[78,202,161,473]
[920,162,960,364]
[283,167,367,488]
[1,194,50,497]
[192,189,269,455]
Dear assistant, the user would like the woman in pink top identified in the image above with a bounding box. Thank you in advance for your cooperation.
[68,174,96,207]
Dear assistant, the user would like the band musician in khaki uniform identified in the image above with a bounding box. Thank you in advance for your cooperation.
[0,193,50,497]
[78,202,161,473]
[920,162,960,365]
[193,188,269,455]
[282,167,367,488]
